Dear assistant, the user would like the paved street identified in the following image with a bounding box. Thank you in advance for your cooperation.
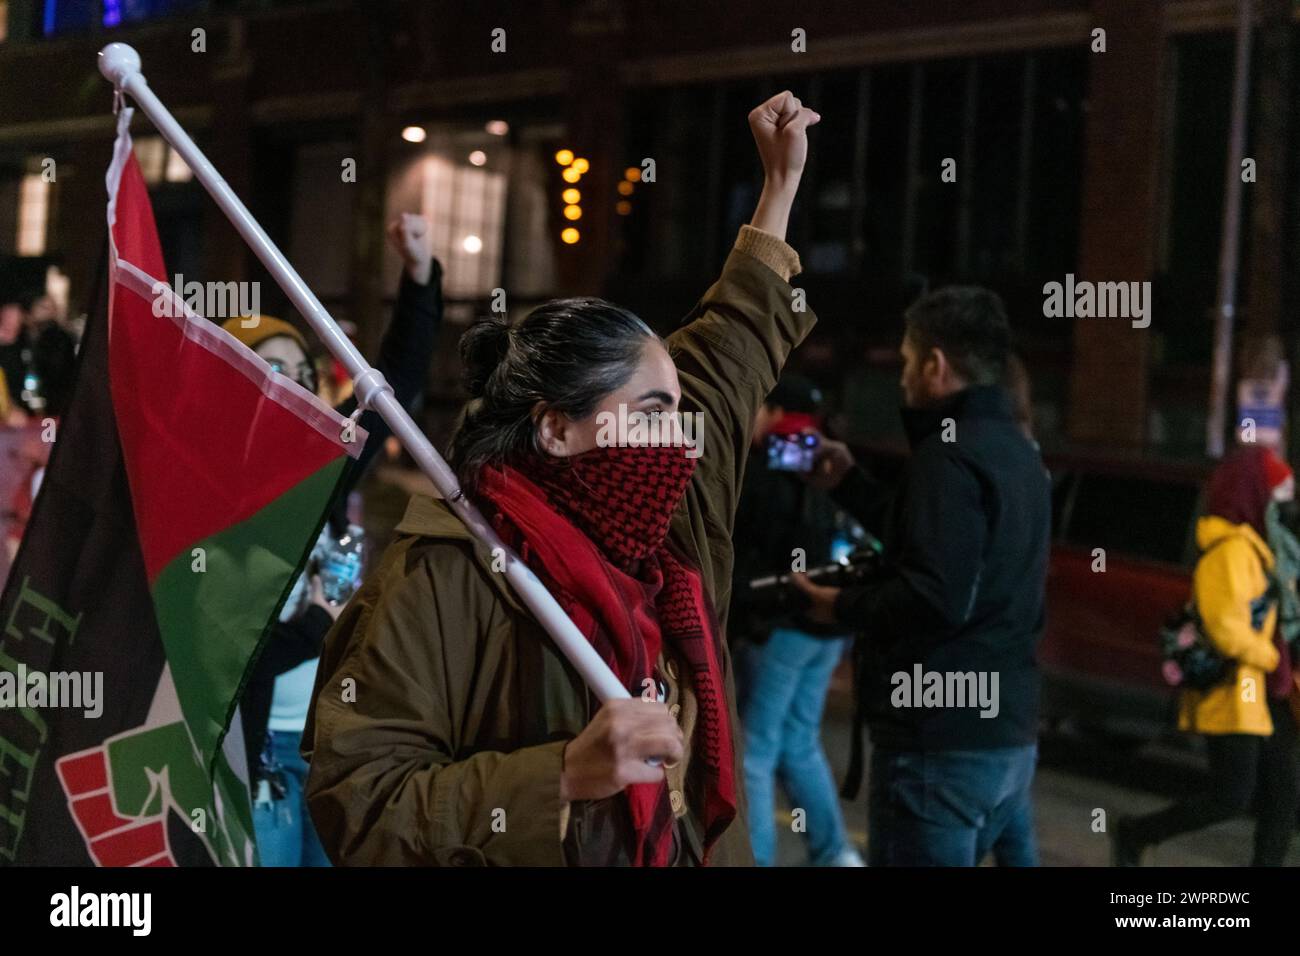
[772,666,1300,867]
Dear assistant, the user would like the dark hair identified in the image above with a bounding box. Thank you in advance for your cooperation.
[904,286,1011,386]
[449,297,657,491]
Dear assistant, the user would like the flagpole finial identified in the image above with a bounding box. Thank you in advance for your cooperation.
[98,43,141,88]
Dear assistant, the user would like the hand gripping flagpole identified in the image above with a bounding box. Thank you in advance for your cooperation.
[97,43,632,705]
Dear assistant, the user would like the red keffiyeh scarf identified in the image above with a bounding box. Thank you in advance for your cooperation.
[477,444,737,866]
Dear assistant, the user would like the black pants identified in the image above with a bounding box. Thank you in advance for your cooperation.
[1130,698,1299,865]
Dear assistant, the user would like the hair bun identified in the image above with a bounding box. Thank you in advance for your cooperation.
[460,316,512,398]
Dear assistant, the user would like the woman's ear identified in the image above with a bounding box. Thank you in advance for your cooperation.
[533,403,573,457]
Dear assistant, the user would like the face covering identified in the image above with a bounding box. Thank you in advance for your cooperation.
[476,442,734,866]
[525,443,698,572]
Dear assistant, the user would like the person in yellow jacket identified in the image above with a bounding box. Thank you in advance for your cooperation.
[1114,446,1299,866]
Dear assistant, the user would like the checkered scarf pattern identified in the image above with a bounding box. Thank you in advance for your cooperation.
[478,445,737,865]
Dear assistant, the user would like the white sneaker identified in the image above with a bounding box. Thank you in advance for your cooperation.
[829,847,866,867]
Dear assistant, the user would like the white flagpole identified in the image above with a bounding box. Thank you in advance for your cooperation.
[97,42,630,704]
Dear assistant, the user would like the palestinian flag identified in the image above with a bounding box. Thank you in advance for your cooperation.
[0,108,364,866]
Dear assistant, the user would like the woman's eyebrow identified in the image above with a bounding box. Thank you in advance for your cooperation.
[636,389,677,405]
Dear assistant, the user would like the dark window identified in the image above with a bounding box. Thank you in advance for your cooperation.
[1161,33,1235,365]
[1049,469,1074,538]
[1060,473,1199,565]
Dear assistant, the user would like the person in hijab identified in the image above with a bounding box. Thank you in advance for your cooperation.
[1114,446,1299,866]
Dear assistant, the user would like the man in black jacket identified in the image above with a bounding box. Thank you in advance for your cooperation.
[794,286,1050,866]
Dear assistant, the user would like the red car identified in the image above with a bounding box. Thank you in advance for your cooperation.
[1040,454,1212,745]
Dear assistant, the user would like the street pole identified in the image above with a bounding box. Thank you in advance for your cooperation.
[1206,0,1254,458]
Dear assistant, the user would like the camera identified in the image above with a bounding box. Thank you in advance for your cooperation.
[765,431,819,473]
[745,543,885,621]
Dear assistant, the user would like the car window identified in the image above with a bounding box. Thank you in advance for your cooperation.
[1060,472,1199,566]
[1049,469,1074,538]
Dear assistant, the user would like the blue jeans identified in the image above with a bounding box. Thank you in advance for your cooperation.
[739,628,856,866]
[867,744,1039,866]
[253,730,332,867]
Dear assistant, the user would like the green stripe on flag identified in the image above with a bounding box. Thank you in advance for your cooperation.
[150,457,346,766]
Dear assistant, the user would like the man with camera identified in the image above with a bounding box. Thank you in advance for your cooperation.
[730,375,865,867]
[793,287,1050,866]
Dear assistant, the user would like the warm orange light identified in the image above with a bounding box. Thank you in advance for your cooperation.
[617,181,634,196]
[616,200,632,216]
[562,166,582,183]
[554,149,575,166]
[562,188,581,204]
[563,204,583,221]
[624,167,641,182]
[572,157,590,174]
[561,227,580,244]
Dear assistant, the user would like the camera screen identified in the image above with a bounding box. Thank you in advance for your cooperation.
[765,432,819,473]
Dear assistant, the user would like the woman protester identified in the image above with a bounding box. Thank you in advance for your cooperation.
[303,91,820,866]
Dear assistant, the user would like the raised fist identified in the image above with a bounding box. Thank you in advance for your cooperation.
[748,91,821,193]
[387,213,433,285]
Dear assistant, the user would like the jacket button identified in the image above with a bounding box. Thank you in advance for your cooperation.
[669,790,685,814]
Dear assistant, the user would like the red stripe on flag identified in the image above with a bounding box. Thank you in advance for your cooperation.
[107,155,348,581]
[109,154,166,284]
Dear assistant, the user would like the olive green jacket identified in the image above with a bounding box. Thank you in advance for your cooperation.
[303,226,816,865]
